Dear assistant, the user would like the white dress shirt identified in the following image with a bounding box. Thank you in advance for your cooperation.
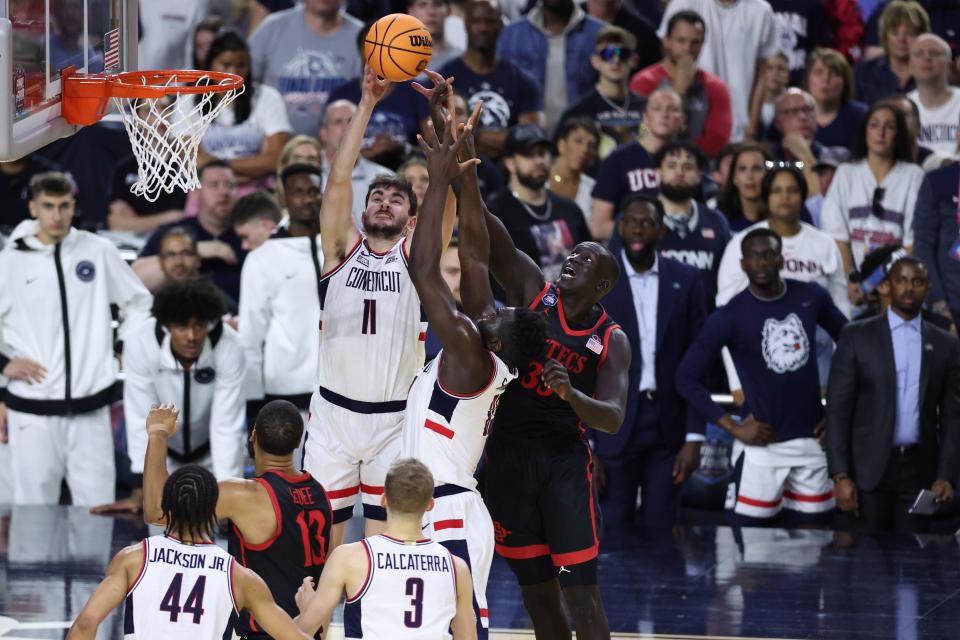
[622,251,659,391]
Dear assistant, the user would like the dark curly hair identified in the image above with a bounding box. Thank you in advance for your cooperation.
[505,307,548,369]
[162,465,219,541]
[254,400,304,456]
[364,174,418,218]
[199,28,254,124]
[152,277,226,327]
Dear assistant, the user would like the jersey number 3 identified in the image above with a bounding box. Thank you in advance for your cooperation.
[295,510,327,567]
[159,573,206,624]
[404,577,424,628]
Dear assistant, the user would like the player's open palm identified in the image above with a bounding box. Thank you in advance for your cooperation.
[735,414,776,446]
[417,108,479,186]
[146,403,179,437]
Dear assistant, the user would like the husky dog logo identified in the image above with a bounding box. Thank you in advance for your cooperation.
[761,313,809,373]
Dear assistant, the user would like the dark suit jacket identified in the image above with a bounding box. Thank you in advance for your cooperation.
[826,313,960,492]
[594,254,707,458]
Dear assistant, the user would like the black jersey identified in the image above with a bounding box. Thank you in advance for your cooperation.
[490,282,621,444]
[227,470,331,639]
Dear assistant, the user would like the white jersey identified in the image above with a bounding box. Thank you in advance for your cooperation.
[317,235,425,403]
[402,350,517,491]
[124,535,237,640]
[908,87,960,155]
[343,535,458,640]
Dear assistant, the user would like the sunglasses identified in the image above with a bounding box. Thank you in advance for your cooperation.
[872,187,886,218]
[596,46,634,62]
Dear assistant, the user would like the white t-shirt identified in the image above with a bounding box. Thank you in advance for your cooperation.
[138,0,211,70]
[908,88,960,155]
[659,0,779,142]
[199,84,293,160]
[821,159,924,268]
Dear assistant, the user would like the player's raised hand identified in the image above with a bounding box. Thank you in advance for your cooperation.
[541,359,574,401]
[417,112,479,186]
[360,66,391,106]
[412,69,455,136]
[146,403,179,437]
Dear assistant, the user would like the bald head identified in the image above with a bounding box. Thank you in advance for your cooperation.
[910,34,952,86]
[319,100,358,159]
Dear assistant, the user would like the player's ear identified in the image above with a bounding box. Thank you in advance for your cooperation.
[486,334,502,353]
[595,278,611,295]
[425,498,435,513]
[381,494,388,510]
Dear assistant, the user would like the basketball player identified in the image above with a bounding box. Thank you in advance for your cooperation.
[141,402,331,640]
[304,67,456,548]
[294,458,476,639]
[68,459,312,640]
[402,106,547,639]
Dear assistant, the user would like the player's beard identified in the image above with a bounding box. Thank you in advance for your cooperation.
[363,211,407,239]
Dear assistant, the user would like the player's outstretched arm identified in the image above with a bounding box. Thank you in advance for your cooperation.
[294,544,361,638]
[67,544,143,640]
[450,556,478,640]
[320,67,390,264]
[233,564,312,640]
[141,404,180,525]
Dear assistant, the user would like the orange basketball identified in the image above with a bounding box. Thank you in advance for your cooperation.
[363,14,433,82]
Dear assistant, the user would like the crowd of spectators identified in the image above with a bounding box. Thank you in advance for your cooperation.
[1,0,960,537]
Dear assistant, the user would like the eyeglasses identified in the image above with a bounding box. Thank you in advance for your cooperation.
[596,46,634,62]
[872,187,886,218]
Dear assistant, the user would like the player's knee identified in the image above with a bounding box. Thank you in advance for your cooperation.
[560,584,605,623]
[519,581,563,616]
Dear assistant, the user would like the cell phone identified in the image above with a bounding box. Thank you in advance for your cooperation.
[909,489,940,516]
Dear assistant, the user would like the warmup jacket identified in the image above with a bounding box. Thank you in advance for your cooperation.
[124,318,246,480]
[238,235,323,407]
[0,220,151,414]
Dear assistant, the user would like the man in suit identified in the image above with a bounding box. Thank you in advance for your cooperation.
[594,194,708,530]
[826,256,960,533]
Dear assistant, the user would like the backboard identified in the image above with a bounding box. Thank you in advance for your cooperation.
[0,0,137,161]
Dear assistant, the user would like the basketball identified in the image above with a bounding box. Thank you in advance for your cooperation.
[363,14,433,82]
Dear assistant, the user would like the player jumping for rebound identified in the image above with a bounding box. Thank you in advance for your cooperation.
[67,458,312,640]
[305,66,457,549]
[401,90,547,639]
[295,458,476,639]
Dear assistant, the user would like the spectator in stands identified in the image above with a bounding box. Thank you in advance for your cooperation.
[139,0,215,70]
[93,277,247,513]
[249,0,363,135]
[107,153,186,234]
[654,140,731,308]
[755,52,790,138]
[438,0,544,159]
[631,9,732,158]
[275,134,323,209]
[766,0,833,85]
[658,0,779,142]
[135,161,244,300]
[318,100,393,227]
[230,192,283,252]
[190,15,223,70]
[887,93,933,164]
[770,89,827,199]
[714,142,772,232]
[907,33,960,155]
[487,124,591,282]
[239,164,324,435]
[821,100,924,306]
[328,26,429,170]
[157,226,201,283]
[807,146,851,228]
[560,26,645,158]
[0,171,152,506]
[913,156,960,328]
[247,0,293,36]
[399,156,429,206]
[855,1,928,106]
[827,255,960,533]
[805,48,869,151]
[196,29,293,191]
[496,0,605,133]
[0,154,59,234]
[580,0,660,71]
[425,236,465,360]
[408,0,463,69]
[591,87,685,239]
[548,117,599,221]
[705,142,738,205]
[677,228,847,526]
[595,194,706,530]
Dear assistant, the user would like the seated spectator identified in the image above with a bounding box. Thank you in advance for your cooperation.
[193,29,293,191]
[560,26,645,157]
[826,255,960,533]
[438,0,544,159]
[913,156,960,329]
[275,134,323,209]
[135,161,245,301]
[249,0,363,135]
[496,0,606,133]
[766,0,833,85]
[631,9,732,158]
[822,100,924,307]
[855,1,927,106]
[0,153,59,234]
[807,146,851,228]
[247,0,293,36]
[190,15,223,70]
[804,48,868,151]
[399,156,429,206]
[100,278,247,513]
[328,25,429,170]
[907,33,960,155]
[139,0,215,70]
[654,140,731,308]
[157,226,201,283]
[318,100,393,227]
[408,0,463,69]
[549,117,599,221]
[230,192,283,252]
[591,86,685,239]
[714,143,772,233]
[755,52,790,136]
[486,124,591,282]
[887,93,934,164]
[580,0,660,72]
[107,139,187,234]
[704,142,738,205]
[769,89,828,199]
